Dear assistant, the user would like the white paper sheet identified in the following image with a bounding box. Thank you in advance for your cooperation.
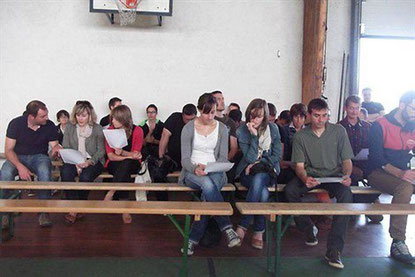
[205,162,234,173]
[103,129,128,149]
[315,177,344,183]
[59,149,86,165]
[352,148,369,161]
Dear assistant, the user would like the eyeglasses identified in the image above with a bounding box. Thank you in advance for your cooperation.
[147,111,157,114]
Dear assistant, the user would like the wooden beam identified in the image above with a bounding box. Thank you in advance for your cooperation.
[302,0,327,104]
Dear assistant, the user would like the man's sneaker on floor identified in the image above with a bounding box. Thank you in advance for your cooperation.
[305,225,318,246]
[366,214,383,223]
[391,240,415,265]
[38,213,52,227]
[325,249,344,269]
[27,190,36,197]
[180,241,195,256]
[225,228,241,248]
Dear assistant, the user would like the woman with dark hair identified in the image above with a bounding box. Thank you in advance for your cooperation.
[60,101,105,224]
[139,104,164,159]
[56,110,70,144]
[179,93,240,255]
[235,98,282,249]
[104,105,143,224]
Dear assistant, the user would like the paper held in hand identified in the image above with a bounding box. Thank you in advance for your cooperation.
[352,148,369,161]
[59,149,86,165]
[103,129,128,149]
[315,177,344,184]
[205,162,234,173]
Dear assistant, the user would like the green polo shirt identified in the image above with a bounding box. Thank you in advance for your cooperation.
[291,122,354,177]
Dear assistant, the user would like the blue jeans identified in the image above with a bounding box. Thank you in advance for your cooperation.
[238,172,271,233]
[1,154,52,199]
[184,172,232,244]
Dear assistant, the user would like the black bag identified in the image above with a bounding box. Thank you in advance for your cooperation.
[249,162,278,180]
[146,155,177,183]
[199,217,222,248]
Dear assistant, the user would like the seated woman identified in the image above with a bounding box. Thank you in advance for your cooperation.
[60,101,105,224]
[56,109,70,144]
[180,93,240,255]
[139,104,164,159]
[104,105,143,224]
[235,98,282,249]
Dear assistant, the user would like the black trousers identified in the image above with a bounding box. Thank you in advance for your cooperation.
[61,162,104,200]
[107,159,140,200]
[284,176,353,252]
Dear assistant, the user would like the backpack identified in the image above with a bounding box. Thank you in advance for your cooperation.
[199,217,222,248]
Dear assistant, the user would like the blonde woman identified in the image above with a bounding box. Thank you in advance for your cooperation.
[61,100,106,224]
[104,105,143,224]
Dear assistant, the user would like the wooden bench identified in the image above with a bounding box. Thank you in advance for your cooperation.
[0,199,233,277]
[235,183,383,194]
[236,202,415,277]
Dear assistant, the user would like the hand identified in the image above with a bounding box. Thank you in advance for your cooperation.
[77,161,91,169]
[341,175,352,187]
[304,176,319,188]
[401,170,415,183]
[195,163,207,176]
[245,163,255,175]
[114,148,123,156]
[246,122,258,136]
[17,164,34,181]
[52,144,63,157]
[132,151,142,160]
[407,139,415,150]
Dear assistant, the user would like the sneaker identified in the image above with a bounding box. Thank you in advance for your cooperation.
[325,249,344,269]
[305,225,318,246]
[225,228,241,248]
[180,241,195,256]
[366,214,383,223]
[38,213,52,227]
[391,240,415,265]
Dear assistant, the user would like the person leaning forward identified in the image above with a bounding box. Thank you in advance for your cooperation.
[284,98,354,269]
[1,100,61,227]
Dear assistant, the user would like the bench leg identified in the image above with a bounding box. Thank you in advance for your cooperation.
[180,215,191,277]
[266,219,273,272]
[274,215,282,277]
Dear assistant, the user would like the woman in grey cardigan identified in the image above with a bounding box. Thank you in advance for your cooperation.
[61,101,105,224]
[180,93,240,255]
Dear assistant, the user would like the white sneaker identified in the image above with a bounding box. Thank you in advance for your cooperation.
[225,228,241,248]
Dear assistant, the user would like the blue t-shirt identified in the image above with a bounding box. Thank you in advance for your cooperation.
[6,115,59,155]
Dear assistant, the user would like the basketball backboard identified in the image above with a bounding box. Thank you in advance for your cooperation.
[90,0,173,16]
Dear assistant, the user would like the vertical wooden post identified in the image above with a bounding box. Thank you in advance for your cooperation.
[302,0,328,104]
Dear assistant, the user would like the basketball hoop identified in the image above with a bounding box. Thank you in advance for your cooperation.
[114,0,140,26]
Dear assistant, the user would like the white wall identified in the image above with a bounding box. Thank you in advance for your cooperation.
[0,0,354,151]
[0,0,305,150]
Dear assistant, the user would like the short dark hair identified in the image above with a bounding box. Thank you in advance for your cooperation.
[229,102,240,110]
[278,110,291,124]
[290,103,307,117]
[400,91,415,105]
[182,103,197,116]
[26,100,47,117]
[308,98,328,113]
[56,109,70,121]
[108,97,122,109]
[197,93,217,114]
[267,103,277,117]
[345,95,361,107]
[211,90,222,96]
[146,104,158,113]
[228,109,242,123]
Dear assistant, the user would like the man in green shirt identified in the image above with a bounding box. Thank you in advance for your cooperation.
[284,98,354,269]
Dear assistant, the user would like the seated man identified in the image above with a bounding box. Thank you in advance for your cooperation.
[284,98,353,269]
[367,91,415,265]
[361,87,385,122]
[276,109,291,127]
[159,103,197,169]
[99,97,122,128]
[1,100,61,227]
[139,104,164,159]
[338,95,382,222]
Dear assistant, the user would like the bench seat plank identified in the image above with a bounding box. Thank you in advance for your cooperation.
[0,199,233,216]
[236,202,415,216]
[0,181,235,192]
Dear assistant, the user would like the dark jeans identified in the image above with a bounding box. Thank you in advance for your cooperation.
[284,176,353,252]
[108,159,140,200]
[60,162,103,200]
[1,154,52,199]
[184,172,232,244]
[238,172,272,233]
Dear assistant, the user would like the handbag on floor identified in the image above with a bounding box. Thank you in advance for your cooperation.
[135,160,151,201]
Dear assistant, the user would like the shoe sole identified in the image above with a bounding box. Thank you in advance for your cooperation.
[325,256,344,269]
[228,239,241,248]
[305,240,318,246]
[180,248,194,256]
